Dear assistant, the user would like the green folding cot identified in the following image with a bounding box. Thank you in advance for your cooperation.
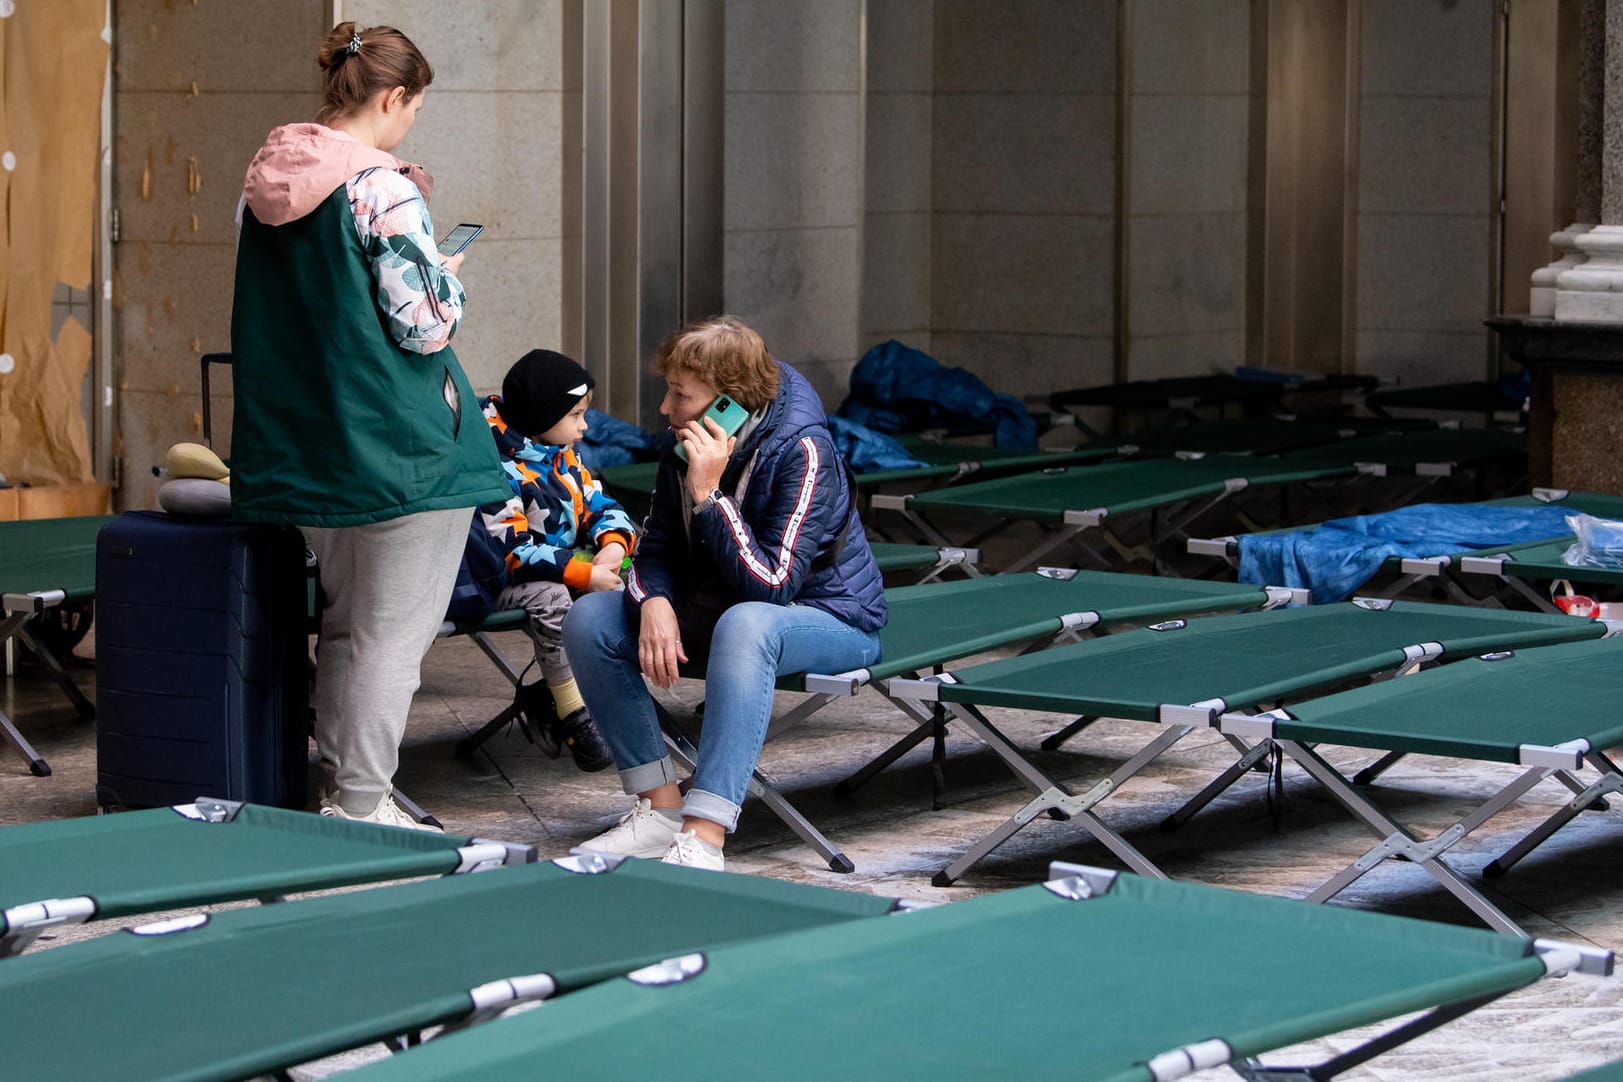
[0,514,110,775]
[1217,636,1623,935]
[1366,379,1526,423]
[883,598,1611,886]
[657,569,1305,873]
[1050,373,1288,438]
[870,454,1361,574]
[443,544,986,764]
[0,853,902,1082]
[1460,532,1623,612]
[1189,488,1623,604]
[339,863,1610,1082]
[863,541,983,582]
[0,799,533,957]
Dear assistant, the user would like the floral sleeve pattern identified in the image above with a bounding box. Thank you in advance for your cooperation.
[347,167,465,354]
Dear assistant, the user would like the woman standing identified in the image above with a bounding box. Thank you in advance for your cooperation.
[563,317,888,870]
[230,23,508,829]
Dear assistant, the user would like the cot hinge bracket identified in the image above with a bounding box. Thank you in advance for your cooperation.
[1014,780,1113,827]
[1355,824,1466,872]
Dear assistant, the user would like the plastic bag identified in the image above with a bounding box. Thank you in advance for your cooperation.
[1562,513,1623,570]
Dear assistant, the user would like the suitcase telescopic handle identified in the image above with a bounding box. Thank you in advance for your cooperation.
[200,352,233,448]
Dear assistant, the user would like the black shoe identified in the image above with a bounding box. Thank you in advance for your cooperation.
[513,680,562,758]
[552,707,614,772]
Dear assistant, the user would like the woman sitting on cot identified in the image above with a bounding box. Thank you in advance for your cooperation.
[562,316,887,871]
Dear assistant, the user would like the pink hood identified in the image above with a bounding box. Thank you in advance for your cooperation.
[241,123,435,226]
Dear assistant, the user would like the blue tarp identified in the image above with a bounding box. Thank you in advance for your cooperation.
[837,340,1038,449]
[826,416,927,472]
[1238,503,1577,604]
[578,408,658,470]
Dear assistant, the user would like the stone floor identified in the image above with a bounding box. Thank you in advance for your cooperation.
[4,610,1623,1080]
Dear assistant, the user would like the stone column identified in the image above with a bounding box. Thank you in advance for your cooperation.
[1535,0,1601,316]
[1555,0,1623,318]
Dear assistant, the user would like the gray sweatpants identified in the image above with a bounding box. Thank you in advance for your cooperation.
[303,506,469,814]
[495,579,576,683]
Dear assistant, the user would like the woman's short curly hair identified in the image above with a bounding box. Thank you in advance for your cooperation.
[652,316,780,412]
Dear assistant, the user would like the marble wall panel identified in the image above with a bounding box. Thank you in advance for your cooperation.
[725,92,862,231]
[933,213,1113,336]
[1129,95,1249,217]
[1361,0,1494,98]
[1359,96,1491,217]
[932,93,1114,215]
[1130,0,1250,95]
[1357,214,1491,334]
[1356,330,1491,387]
[868,0,936,94]
[342,0,567,92]
[452,237,564,394]
[929,329,1114,399]
[116,242,235,392]
[403,89,562,240]
[1128,330,1247,381]
[933,0,1115,94]
[725,228,862,380]
[114,0,328,93]
[866,92,933,214]
[1129,213,1247,337]
[116,91,317,247]
[863,212,932,338]
[726,0,862,92]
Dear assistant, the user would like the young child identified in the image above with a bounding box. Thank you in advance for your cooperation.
[478,349,639,771]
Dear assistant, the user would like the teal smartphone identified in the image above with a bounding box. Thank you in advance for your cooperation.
[675,393,750,462]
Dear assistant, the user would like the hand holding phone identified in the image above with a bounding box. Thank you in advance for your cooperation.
[436,223,484,258]
[675,394,750,463]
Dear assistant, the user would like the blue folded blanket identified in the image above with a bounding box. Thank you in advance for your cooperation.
[1238,503,1576,603]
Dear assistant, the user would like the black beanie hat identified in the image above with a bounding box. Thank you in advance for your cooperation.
[500,349,595,437]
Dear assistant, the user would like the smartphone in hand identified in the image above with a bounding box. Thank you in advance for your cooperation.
[437,223,484,257]
[675,394,750,462]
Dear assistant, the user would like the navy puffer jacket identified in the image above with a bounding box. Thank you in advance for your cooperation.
[625,361,887,635]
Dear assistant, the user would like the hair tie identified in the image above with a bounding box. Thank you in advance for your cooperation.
[347,30,362,55]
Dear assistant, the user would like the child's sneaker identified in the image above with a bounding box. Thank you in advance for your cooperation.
[580,798,682,857]
[660,830,725,871]
[551,707,614,772]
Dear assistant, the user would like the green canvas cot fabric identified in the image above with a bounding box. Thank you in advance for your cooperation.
[1285,426,1525,473]
[0,514,111,600]
[1492,537,1623,588]
[864,542,947,572]
[933,599,1606,720]
[1367,380,1520,414]
[1054,374,1282,411]
[1279,637,1623,762]
[905,455,1357,523]
[856,571,1281,683]
[0,804,478,926]
[340,871,1547,1082]
[0,858,898,1082]
[1561,1060,1623,1082]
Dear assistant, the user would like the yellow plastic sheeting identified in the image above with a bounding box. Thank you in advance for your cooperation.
[0,1,108,486]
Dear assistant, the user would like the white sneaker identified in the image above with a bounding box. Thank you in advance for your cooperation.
[580,798,683,858]
[659,830,725,872]
[320,794,444,833]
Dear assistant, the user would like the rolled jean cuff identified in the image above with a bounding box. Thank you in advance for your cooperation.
[681,788,742,833]
[619,757,679,796]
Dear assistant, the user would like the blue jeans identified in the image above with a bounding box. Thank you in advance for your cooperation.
[562,591,882,832]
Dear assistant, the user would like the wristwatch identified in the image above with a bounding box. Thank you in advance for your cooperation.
[693,489,725,515]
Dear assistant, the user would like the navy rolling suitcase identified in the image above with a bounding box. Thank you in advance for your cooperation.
[94,510,309,810]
